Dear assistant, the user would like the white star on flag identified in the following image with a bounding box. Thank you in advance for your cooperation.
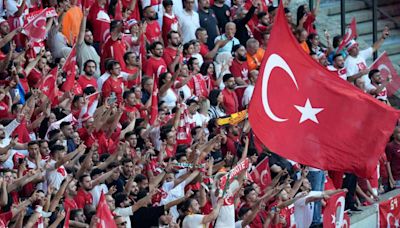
[294,99,324,124]
[42,86,49,92]
[331,214,336,224]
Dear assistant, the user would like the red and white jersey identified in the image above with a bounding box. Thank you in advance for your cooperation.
[327,65,347,81]
[366,83,388,101]
[46,160,67,190]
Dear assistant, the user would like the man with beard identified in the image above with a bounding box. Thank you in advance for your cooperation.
[163,31,183,73]
[230,44,249,86]
[87,0,111,52]
[327,53,347,80]
[144,6,163,45]
[221,74,239,115]
[0,18,22,54]
[27,50,48,89]
[367,69,391,104]
[122,52,141,88]
[74,167,118,209]
[144,41,167,79]
[198,0,219,50]
[102,20,128,73]
[77,60,98,90]
[195,28,228,62]
[77,7,101,77]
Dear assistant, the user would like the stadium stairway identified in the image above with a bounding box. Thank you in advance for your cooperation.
[317,0,400,70]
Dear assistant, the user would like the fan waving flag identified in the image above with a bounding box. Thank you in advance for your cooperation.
[248,2,399,178]
[250,157,271,191]
[22,8,47,42]
[370,51,400,97]
[61,46,77,91]
[323,191,346,228]
[336,17,357,53]
[96,192,117,228]
[39,67,58,103]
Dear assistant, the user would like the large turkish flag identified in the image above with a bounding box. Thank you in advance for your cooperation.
[22,8,47,42]
[248,3,399,178]
[96,192,117,228]
[379,194,400,227]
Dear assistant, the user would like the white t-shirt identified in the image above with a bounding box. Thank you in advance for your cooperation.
[46,160,67,190]
[114,206,133,228]
[294,191,323,228]
[161,180,186,221]
[90,184,108,207]
[242,84,254,107]
[178,10,200,43]
[211,180,240,228]
[326,65,347,81]
[160,88,178,111]
[344,47,373,87]
[182,214,205,228]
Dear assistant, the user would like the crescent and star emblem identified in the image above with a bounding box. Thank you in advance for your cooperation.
[261,54,324,124]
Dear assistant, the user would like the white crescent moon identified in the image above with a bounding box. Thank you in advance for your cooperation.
[261,54,299,122]
[33,17,45,28]
[335,196,345,228]
[260,170,269,186]
[387,213,394,228]
[378,64,392,78]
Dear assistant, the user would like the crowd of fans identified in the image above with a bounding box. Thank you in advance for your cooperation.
[0,0,397,227]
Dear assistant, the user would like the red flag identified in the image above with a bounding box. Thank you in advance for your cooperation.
[22,8,47,42]
[370,51,400,97]
[379,194,400,228]
[250,157,271,190]
[63,209,70,228]
[61,46,77,92]
[11,120,31,143]
[248,3,399,178]
[96,192,117,228]
[149,81,158,125]
[337,17,357,53]
[323,192,346,228]
[114,0,123,20]
[342,212,350,228]
[39,67,58,103]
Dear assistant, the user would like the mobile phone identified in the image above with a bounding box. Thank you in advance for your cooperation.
[271,207,277,212]
[179,91,184,100]
[108,92,117,105]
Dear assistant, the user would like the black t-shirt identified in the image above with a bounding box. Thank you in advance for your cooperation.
[211,4,230,33]
[130,205,165,228]
[198,9,219,50]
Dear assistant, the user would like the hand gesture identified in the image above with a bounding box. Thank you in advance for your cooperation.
[382,26,389,39]
[108,185,117,195]
[185,190,194,199]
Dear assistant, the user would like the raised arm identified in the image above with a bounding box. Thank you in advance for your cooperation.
[372,26,389,52]
[77,8,90,45]
[202,198,223,224]
[92,167,119,186]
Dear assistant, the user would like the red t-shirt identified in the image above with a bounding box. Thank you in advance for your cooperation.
[74,189,93,209]
[102,37,127,73]
[385,141,400,180]
[27,68,42,88]
[121,0,141,21]
[77,75,98,90]
[199,43,209,58]
[145,20,161,44]
[222,88,239,115]
[162,14,179,44]
[379,153,389,181]
[102,76,124,104]
[230,59,249,83]
[187,74,208,98]
[0,211,12,227]
[64,197,78,213]
[123,67,141,89]
[162,47,182,72]
[88,3,111,43]
[0,102,9,119]
[120,105,139,124]
[144,57,167,80]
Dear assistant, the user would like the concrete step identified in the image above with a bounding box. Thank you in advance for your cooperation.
[321,1,369,16]
[378,0,400,7]
[379,4,400,18]
[329,9,373,23]
[359,30,400,43]
[356,17,399,35]
[388,53,400,68]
